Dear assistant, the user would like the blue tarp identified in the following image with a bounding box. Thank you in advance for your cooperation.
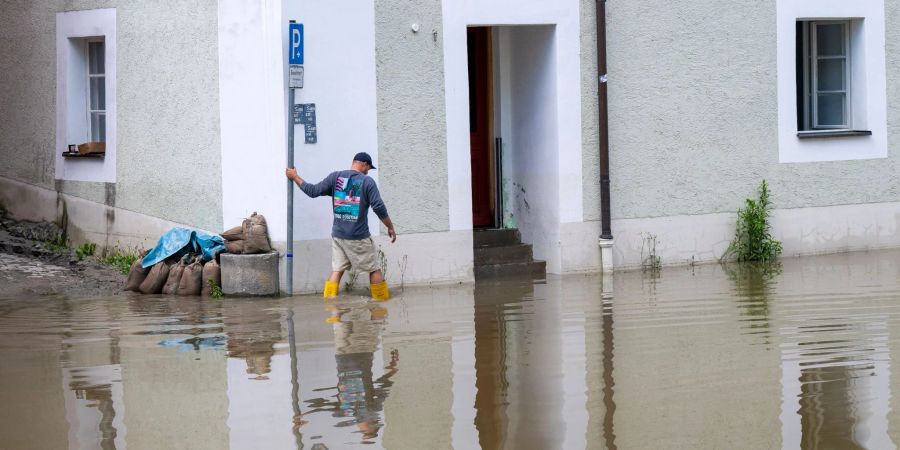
[141,227,225,268]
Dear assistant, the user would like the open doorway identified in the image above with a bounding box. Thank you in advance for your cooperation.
[467,26,500,229]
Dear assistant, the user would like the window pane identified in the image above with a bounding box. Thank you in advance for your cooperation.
[91,112,106,142]
[817,58,845,91]
[817,93,845,126]
[89,77,105,110]
[88,42,105,75]
[816,24,845,57]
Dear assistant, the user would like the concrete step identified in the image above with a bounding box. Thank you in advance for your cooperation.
[474,260,546,280]
[474,228,521,247]
[474,243,534,266]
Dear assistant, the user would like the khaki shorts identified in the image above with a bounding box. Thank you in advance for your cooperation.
[332,237,379,273]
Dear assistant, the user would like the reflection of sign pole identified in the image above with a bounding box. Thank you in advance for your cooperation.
[286,309,303,448]
[286,21,304,296]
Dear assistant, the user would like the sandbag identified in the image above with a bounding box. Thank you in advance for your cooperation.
[176,257,203,296]
[221,225,243,241]
[201,259,221,296]
[162,257,187,295]
[139,261,170,294]
[124,251,150,291]
[243,212,271,254]
[225,239,244,254]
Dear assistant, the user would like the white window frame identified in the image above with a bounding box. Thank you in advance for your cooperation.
[776,0,887,163]
[56,8,117,182]
[85,38,106,142]
[802,20,852,130]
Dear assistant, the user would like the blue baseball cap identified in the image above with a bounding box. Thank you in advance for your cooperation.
[353,152,376,169]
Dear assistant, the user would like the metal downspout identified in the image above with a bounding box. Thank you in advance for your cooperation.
[596,0,614,274]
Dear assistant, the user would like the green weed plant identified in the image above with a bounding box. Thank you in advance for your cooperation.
[724,180,783,262]
[207,279,224,299]
[75,242,96,260]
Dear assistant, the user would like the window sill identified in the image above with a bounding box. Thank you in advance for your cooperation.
[797,130,872,139]
[62,152,105,159]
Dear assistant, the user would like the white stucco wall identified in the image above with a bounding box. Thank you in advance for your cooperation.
[218,0,379,241]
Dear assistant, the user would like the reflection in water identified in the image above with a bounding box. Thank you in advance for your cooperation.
[725,261,780,346]
[5,251,900,448]
[224,301,283,379]
[601,294,617,450]
[301,301,398,445]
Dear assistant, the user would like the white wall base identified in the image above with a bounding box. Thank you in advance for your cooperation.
[0,175,202,252]
[612,200,900,270]
[559,221,603,274]
[274,229,474,295]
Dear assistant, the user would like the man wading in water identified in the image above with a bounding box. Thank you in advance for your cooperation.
[286,152,396,300]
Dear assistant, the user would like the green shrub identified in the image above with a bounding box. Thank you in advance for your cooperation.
[75,242,96,260]
[100,247,140,275]
[724,180,783,262]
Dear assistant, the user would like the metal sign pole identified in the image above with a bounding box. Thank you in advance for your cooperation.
[286,87,295,296]
[286,20,303,297]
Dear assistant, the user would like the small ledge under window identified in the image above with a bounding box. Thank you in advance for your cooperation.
[797,129,872,139]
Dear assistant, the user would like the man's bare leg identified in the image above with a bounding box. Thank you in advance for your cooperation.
[369,270,383,285]
[329,271,345,283]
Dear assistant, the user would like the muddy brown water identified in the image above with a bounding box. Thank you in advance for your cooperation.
[3,250,900,449]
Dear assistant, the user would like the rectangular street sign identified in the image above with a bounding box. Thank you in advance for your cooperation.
[289,64,304,88]
[289,23,304,65]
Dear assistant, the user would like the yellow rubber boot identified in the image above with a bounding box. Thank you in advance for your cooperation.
[323,281,339,298]
[370,281,390,301]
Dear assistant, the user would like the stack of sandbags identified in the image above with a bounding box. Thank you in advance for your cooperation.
[125,252,223,298]
[221,212,271,254]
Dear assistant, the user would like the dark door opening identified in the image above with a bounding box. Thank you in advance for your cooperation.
[468,27,497,228]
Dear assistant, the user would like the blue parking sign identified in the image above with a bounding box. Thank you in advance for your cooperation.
[289,23,303,65]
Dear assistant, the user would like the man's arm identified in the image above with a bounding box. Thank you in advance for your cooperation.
[286,168,334,198]
[380,216,397,243]
[366,179,396,243]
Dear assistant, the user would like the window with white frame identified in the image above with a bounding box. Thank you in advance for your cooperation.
[796,20,851,131]
[56,7,116,182]
[87,39,106,142]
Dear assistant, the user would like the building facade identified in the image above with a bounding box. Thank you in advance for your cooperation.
[1,0,898,293]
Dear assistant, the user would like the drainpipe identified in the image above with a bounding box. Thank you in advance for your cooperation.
[596,0,614,273]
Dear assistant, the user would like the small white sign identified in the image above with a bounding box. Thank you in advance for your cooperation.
[289,65,304,88]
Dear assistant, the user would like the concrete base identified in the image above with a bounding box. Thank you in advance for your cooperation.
[221,252,280,296]
[0,175,203,252]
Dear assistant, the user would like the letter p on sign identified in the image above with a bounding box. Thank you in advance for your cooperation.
[289,23,304,65]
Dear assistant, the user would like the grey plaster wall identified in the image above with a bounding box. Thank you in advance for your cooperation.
[114,0,222,231]
[606,0,900,220]
[0,0,222,231]
[580,0,602,222]
[374,0,449,234]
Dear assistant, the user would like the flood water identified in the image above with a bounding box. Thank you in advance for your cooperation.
[3,250,900,449]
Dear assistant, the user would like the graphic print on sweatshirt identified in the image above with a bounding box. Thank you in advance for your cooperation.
[333,176,363,222]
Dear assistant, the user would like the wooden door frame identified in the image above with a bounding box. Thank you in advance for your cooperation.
[468,26,499,229]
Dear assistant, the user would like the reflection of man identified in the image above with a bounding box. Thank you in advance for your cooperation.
[323,302,399,442]
[286,152,397,300]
